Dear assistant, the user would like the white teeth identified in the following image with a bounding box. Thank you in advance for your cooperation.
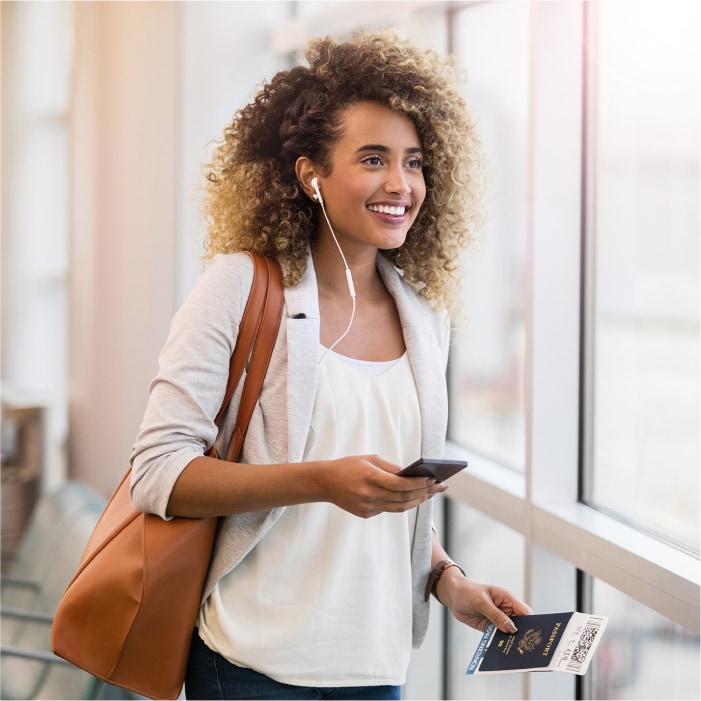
[368,204,406,215]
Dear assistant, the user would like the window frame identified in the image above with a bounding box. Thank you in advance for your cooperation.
[443,0,699,634]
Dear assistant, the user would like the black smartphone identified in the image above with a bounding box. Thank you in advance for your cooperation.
[397,458,467,482]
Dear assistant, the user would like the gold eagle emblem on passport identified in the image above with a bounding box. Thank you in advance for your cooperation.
[517,628,543,654]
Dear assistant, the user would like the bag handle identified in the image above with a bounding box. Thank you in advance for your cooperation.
[226,255,284,461]
[208,253,283,463]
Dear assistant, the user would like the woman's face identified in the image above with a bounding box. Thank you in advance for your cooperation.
[314,101,426,255]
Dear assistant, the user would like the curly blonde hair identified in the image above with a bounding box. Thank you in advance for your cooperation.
[202,28,483,313]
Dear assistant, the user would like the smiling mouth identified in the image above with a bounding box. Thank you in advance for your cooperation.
[367,204,407,216]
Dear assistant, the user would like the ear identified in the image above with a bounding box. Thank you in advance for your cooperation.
[295,157,318,200]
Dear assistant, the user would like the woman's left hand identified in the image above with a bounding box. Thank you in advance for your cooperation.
[436,571,533,634]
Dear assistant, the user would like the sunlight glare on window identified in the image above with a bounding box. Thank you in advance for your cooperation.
[585,0,700,553]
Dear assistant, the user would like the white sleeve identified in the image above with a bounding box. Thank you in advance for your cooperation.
[129,253,254,519]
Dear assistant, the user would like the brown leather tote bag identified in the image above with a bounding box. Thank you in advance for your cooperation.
[51,254,283,699]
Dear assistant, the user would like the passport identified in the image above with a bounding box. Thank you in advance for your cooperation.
[466,612,608,675]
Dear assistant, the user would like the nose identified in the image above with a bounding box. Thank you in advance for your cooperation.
[384,165,411,196]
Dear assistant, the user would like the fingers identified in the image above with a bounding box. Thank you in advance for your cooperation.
[489,599,532,633]
[381,482,449,511]
[323,455,449,518]
[513,600,534,616]
[360,455,449,501]
[484,589,533,634]
[367,455,450,496]
[492,610,519,635]
[353,484,447,518]
[350,481,447,518]
[450,581,533,635]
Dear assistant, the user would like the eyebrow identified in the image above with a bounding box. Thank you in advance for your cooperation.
[355,144,424,155]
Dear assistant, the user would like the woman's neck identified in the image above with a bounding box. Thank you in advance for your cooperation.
[312,236,382,300]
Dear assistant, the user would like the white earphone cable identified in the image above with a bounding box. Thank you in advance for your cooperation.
[315,189,357,361]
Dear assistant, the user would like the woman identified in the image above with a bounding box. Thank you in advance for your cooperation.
[130,29,531,700]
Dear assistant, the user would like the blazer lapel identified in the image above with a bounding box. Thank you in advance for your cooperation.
[283,253,449,463]
[285,255,321,462]
[377,256,450,458]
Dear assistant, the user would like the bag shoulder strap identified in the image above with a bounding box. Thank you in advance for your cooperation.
[210,252,284,462]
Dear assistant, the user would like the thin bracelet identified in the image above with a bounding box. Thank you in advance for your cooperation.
[424,559,466,602]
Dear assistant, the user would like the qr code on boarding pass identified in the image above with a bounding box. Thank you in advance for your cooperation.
[564,615,608,674]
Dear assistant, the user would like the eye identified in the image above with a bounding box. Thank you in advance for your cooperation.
[406,157,424,169]
[362,155,384,167]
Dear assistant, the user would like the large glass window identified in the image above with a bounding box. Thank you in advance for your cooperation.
[449,1,530,470]
[589,579,700,699]
[584,0,700,552]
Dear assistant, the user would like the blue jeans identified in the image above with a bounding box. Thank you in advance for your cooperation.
[185,630,402,700]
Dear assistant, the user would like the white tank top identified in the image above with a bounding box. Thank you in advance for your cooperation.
[197,348,422,686]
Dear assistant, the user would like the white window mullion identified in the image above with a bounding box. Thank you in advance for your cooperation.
[525,1,585,697]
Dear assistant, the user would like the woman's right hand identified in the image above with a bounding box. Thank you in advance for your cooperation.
[315,454,448,518]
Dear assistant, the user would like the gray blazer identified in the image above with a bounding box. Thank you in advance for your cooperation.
[130,252,450,647]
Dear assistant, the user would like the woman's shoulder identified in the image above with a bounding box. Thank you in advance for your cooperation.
[194,252,256,299]
[170,253,258,335]
[205,251,256,280]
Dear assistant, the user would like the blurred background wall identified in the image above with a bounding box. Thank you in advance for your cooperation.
[2,1,292,496]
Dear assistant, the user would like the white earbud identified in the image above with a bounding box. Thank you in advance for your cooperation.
[311,177,323,203]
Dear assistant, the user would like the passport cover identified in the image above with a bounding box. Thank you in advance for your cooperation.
[467,612,608,675]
